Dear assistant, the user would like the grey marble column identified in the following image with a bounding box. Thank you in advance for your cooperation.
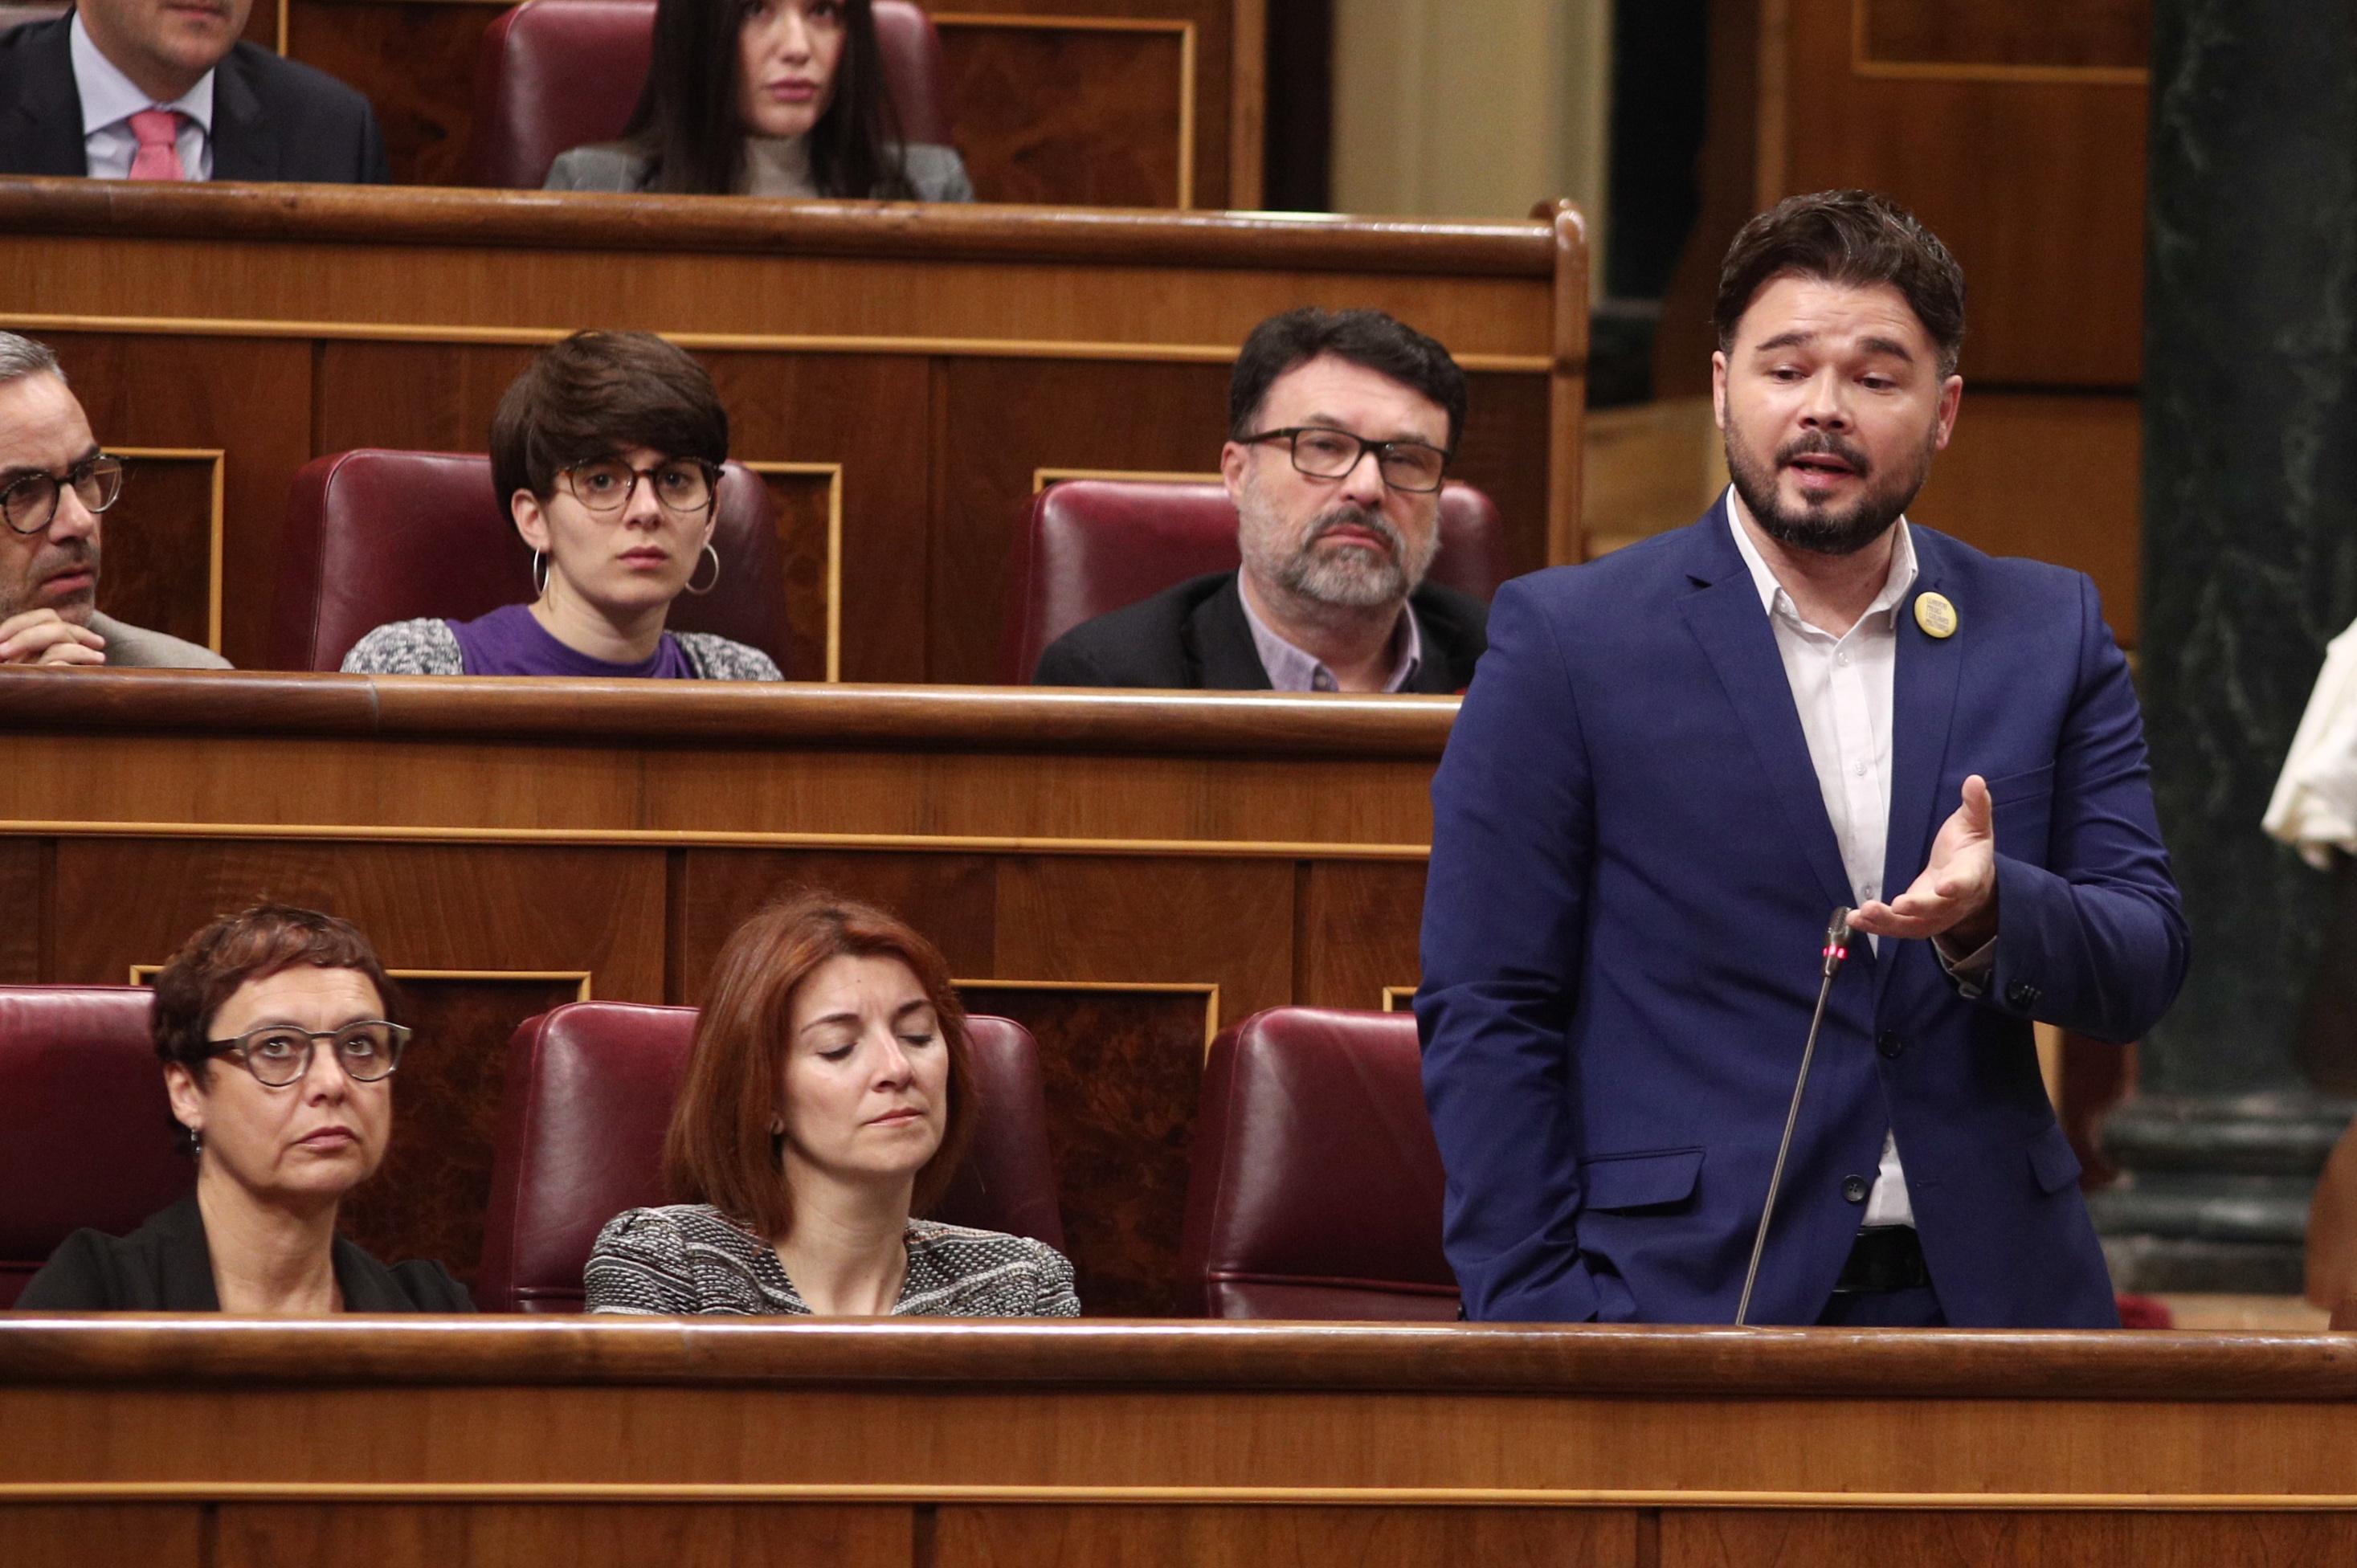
[2089,0,2357,1292]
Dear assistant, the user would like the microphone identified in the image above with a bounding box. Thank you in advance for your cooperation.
[1734,906,1853,1326]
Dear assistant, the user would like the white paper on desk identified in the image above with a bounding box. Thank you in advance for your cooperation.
[2265,616,2357,868]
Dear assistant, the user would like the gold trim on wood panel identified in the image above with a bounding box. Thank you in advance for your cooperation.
[1848,0,2149,86]
[0,318,1551,374]
[1032,467,1222,493]
[742,460,844,683]
[934,14,1198,209]
[109,447,226,653]
[1757,0,1792,209]
[129,965,593,999]
[274,0,287,54]
[1380,986,1415,1013]
[9,820,1430,861]
[956,977,1219,1051]
[5,1482,2355,1510]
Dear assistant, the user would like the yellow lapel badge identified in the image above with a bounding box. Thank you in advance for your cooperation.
[1914,591,1958,639]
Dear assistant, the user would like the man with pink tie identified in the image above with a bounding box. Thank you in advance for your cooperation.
[0,0,386,182]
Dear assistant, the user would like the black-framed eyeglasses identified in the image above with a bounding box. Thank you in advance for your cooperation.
[0,453,124,535]
[206,1021,411,1088]
[560,456,719,517]
[1239,427,1452,494]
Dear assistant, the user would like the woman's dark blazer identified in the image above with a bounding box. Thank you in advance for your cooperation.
[14,1194,474,1311]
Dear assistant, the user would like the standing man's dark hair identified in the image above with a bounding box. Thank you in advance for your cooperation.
[1229,308,1471,453]
[1714,190,1967,378]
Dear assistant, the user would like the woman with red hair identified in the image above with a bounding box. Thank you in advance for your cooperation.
[586,891,1076,1316]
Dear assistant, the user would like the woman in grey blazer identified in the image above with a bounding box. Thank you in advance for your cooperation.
[545,0,973,201]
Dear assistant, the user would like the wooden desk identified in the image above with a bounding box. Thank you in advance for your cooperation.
[3,1317,2355,1566]
[0,183,1586,679]
[0,670,1448,1313]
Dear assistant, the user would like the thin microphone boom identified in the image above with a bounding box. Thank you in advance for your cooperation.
[1734,907,1853,1327]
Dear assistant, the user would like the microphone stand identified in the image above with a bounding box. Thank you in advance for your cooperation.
[1734,907,1853,1327]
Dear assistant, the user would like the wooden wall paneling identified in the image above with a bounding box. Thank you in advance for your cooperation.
[1778,0,2148,388]
[1910,390,2143,646]
[742,464,838,683]
[50,841,669,1000]
[703,353,933,684]
[931,356,1228,683]
[991,856,1293,1015]
[1452,370,1554,578]
[0,839,44,983]
[283,1,497,189]
[94,450,222,655]
[934,1505,1640,1568]
[1661,1509,2357,1568]
[958,981,1214,1314]
[929,0,1244,210]
[341,973,590,1283]
[671,849,1003,1002]
[38,335,312,668]
[933,17,1192,208]
[1859,0,2151,74]
[216,1504,913,1568]
[1296,860,1425,1009]
[0,1506,204,1568]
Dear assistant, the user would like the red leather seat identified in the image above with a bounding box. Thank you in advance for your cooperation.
[1177,1007,1458,1320]
[269,449,789,674]
[999,478,1509,684]
[472,0,952,190]
[476,1001,1064,1312]
[0,986,192,1307]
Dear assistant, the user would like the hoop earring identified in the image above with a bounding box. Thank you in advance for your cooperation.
[187,1125,203,1155]
[683,542,721,597]
[531,549,549,598]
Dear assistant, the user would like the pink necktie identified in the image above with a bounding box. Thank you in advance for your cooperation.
[127,108,185,182]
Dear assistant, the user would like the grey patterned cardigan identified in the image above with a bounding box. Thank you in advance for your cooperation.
[341,618,780,680]
[586,1204,1082,1318]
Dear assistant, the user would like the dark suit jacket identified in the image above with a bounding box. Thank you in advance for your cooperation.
[0,16,389,183]
[1417,505,2187,1329]
[14,1193,474,1310]
[1031,571,1488,692]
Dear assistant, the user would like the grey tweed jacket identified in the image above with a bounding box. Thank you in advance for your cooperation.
[544,141,974,202]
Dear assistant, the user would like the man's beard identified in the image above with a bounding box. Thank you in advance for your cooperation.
[1723,422,1934,557]
[1245,500,1436,610]
[4,540,100,622]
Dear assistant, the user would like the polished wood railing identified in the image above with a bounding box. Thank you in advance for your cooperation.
[2,1319,2354,1566]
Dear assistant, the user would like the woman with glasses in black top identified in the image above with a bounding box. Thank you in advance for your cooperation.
[16,905,471,1313]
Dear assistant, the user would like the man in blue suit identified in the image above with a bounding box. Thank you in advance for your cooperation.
[1416,190,2187,1329]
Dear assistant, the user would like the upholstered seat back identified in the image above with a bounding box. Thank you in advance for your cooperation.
[0,986,191,1308]
[270,449,788,673]
[1177,1007,1458,1319]
[472,0,951,189]
[476,1001,1064,1312]
[999,479,1509,683]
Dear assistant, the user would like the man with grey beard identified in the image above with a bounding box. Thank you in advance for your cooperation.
[1031,307,1488,692]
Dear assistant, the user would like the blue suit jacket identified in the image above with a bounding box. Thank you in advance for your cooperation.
[1415,505,2187,1328]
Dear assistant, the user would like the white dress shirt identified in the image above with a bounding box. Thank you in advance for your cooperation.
[1726,492,1920,1227]
[71,14,215,181]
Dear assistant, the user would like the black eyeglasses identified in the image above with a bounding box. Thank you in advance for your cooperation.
[561,457,718,517]
[1239,427,1452,494]
[206,1021,411,1088]
[0,453,124,535]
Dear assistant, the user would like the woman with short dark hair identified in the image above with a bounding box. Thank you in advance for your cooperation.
[587,892,1078,1317]
[18,905,472,1313]
[341,330,779,680]
[545,0,971,201]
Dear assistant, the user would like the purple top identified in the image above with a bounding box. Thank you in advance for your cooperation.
[447,604,697,679]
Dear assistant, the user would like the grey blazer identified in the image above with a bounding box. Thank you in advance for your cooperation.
[543,141,974,202]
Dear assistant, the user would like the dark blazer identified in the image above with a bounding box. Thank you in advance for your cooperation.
[1417,505,2187,1329]
[0,16,389,183]
[1031,571,1488,692]
[14,1194,473,1310]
